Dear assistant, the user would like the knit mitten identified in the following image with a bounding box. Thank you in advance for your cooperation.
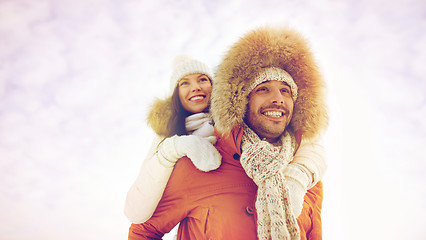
[157,135,221,172]
[185,113,214,138]
[283,164,311,217]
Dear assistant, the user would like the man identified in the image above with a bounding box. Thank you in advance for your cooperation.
[129,26,328,240]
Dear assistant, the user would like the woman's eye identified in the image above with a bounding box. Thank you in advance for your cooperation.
[179,81,189,86]
[257,87,267,92]
[200,77,209,82]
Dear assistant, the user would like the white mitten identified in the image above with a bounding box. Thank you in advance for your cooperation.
[157,134,221,172]
[185,113,214,138]
[283,164,310,217]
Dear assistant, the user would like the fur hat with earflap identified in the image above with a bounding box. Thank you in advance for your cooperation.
[210,26,328,141]
[147,55,213,137]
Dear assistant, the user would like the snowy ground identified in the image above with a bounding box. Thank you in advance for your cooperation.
[1,0,425,239]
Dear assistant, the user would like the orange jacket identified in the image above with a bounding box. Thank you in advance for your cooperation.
[129,126,323,240]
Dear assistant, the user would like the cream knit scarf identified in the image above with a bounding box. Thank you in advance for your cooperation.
[240,124,300,240]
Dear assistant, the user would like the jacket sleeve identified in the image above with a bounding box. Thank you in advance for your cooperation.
[291,138,327,189]
[128,199,185,240]
[297,181,323,240]
[124,135,174,223]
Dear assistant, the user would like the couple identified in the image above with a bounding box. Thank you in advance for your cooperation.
[124,26,328,240]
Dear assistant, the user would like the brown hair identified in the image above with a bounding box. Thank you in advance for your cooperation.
[167,85,192,136]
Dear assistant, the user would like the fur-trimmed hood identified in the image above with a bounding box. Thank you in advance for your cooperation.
[147,97,173,137]
[210,26,328,140]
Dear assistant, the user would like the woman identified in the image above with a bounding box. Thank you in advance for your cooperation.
[124,54,327,233]
[124,56,222,223]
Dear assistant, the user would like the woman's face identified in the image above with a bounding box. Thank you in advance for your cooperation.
[178,73,212,113]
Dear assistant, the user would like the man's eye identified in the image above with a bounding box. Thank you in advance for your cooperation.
[281,88,290,93]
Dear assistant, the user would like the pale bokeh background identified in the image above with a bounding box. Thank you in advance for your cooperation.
[1,0,425,239]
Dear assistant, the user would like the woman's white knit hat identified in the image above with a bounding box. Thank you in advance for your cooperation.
[170,55,213,92]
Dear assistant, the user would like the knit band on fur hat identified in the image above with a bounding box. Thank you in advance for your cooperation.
[249,67,298,101]
[170,55,213,92]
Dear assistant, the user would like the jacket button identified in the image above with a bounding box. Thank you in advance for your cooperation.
[233,153,240,160]
[245,206,254,215]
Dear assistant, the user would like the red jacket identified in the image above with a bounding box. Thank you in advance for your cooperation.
[129,126,323,240]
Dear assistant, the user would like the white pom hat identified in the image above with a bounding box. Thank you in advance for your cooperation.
[169,55,213,92]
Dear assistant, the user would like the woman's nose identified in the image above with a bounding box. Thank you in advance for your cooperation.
[191,83,201,92]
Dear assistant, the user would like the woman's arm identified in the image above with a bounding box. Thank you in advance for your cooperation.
[124,135,172,223]
[284,138,327,217]
[289,139,327,188]
[124,134,221,223]
[128,157,190,240]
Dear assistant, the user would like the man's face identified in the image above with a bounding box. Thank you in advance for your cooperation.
[245,80,294,143]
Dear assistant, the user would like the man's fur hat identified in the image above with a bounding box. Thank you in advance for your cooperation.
[210,26,328,140]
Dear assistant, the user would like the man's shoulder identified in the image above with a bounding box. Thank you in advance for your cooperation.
[214,125,243,150]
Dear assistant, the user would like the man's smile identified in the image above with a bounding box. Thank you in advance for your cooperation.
[260,105,289,120]
[262,110,284,118]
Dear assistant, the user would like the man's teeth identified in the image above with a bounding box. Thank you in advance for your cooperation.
[190,96,204,101]
[263,111,283,117]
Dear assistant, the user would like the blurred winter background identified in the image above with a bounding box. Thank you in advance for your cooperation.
[1,0,425,239]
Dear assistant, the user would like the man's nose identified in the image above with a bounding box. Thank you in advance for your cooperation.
[270,89,284,104]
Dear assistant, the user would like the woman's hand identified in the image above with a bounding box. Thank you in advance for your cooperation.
[157,134,221,172]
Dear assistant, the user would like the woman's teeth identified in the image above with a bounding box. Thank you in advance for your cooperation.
[190,96,204,101]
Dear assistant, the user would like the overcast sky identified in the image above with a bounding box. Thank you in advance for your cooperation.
[1,0,425,239]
